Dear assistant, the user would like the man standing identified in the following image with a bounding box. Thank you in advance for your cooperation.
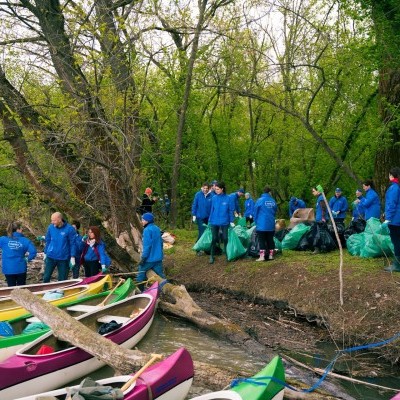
[289,197,306,217]
[43,212,77,282]
[191,182,213,243]
[71,220,84,279]
[328,188,348,223]
[137,213,165,290]
[229,188,245,217]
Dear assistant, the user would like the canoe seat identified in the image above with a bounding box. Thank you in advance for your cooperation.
[25,316,42,323]
[66,305,100,313]
[97,315,130,324]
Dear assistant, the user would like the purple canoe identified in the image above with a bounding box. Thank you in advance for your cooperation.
[0,282,159,400]
[15,347,194,400]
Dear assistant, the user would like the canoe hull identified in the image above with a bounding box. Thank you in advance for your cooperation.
[15,347,194,400]
[0,282,158,400]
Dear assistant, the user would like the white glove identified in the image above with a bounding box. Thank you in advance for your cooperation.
[332,211,338,216]
[192,216,196,222]
[101,265,107,273]
[43,254,47,261]
[70,257,76,266]
[383,220,390,225]
[230,222,235,227]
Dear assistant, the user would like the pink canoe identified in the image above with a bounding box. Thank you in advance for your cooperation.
[15,347,194,400]
[0,282,159,400]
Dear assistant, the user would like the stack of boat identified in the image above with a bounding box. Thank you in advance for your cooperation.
[0,275,286,400]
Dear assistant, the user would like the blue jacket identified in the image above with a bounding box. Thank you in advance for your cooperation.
[229,193,241,214]
[352,197,365,220]
[385,182,400,226]
[0,232,37,275]
[44,222,77,261]
[81,240,109,265]
[244,197,255,218]
[328,195,348,219]
[315,194,326,222]
[254,193,277,231]
[191,190,212,219]
[209,193,235,226]
[72,232,84,259]
[141,222,163,263]
[360,188,381,220]
[289,198,306,217]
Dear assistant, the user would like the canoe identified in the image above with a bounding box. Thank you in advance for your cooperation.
[0,274,113,321]
[189,355,285,400]
[391,394,400,399]
[15,347,194,400]
[0,282,159,400]
[0,277,135,361]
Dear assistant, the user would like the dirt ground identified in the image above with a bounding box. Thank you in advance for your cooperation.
[163,239,400,377]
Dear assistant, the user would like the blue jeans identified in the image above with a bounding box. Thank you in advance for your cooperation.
[196,218,208,241]
[43,257,69,282]
[136,261,165,291]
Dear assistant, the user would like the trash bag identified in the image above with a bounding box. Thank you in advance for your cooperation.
[274,228,289,242]
[233,225,250,248]
[296,229,314,251]
[98,320,122,335]
[0,321,14,337]
[22,322,49,334]
[65,377,124,400]
[226,228,247,261]
[274,237,282,253]
[360,233,394,258]
[248,229,260,258]
[327,220,346,248]
[312,221,337,253]
[344,219,366,240]
[282,224,311,250]
[192,225,212,252]
[42,289,64,300]
[346,233,364,256]
[363,217,382,235]
[235,217,247,227]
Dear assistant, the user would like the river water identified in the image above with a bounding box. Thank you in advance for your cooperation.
[87,314,400,400]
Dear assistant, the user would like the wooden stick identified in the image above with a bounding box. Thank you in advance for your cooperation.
[97,278,125,307]
[120,353,163,392]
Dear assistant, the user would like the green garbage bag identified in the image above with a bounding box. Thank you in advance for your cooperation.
[282,224,311,250]
[235,217,247,227]
[363,217,382,235]
[226,228,247,261]
[346,233,364,256]
[192,225,212,252]
[22,322,49,335]
[233,225,250,248]
[360,233,394,258]
[274,237,282,253]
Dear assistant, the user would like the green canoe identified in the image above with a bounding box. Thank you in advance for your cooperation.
[190,355,285,400]
[0,278,135,362]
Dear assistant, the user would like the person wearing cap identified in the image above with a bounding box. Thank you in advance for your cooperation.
[208,181,235,264]
[288,196,306,218]
[356,179,381,220]
[254,186,277,261]
[383,167,400,272]
[229,188,245,217]
[191,182,213,244]
[352,189,365,221]
[138,187,158,215]
[328,188,348,223]
[244,192,255,226]
[137,213,165,290]
[312,187,327,222]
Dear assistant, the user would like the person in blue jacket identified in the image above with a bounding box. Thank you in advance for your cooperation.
[254,186,277,261]
[312,187,327,222]
[328,188,348,223]
[357,179,381,220]
[244,192,255,226]
[229,188,245,216]
[43,212,77,283]
[137,213,165,290]
[383,167,400,272]
[191,182,212,243]
[80,226,110,277]
[0,222,37,287]
[71,220,84,279]
[289,197,306,218]
[208,181,235,264]
[352,189,365,220]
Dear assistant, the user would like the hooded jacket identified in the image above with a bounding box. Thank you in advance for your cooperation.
[360,188,381,220]
[141,222,163,263]
[191,190,212,219]
[328,195,348,219]
[44,221,76,261]
[209,193,235,226]
[254,192,277,231]
[385,182,400,226]
[244,197,255,218]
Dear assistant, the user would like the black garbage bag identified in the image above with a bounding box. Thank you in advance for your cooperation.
[296,229,314,251]
[97,320,122,335]
[248,229,260,258]
[313,221,337,252]
[274,228,290,242]
[344,219,366,241]
[327,221,346,248]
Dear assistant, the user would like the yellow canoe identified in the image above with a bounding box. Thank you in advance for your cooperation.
[0,275,112,321]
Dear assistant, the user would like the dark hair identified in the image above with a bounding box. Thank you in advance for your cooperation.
[390,167,400,178]
[72,220,81,230]
[202,182,210,187]
[215,181,226,192]
[363,179,374,189]
[88,226,101,243]
[7,221,22,237]
[263,186,271,193]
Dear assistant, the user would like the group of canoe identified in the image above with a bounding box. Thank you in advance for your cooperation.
[0,274,286,400]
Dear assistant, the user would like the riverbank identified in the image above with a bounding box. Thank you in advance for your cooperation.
[164,229,400,374]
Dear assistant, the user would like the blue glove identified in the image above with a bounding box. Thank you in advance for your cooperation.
[24,257,29,263]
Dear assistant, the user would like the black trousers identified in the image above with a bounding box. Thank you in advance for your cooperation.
[84,260,101,277]
[389,224,400,259]
[256,231,275,253]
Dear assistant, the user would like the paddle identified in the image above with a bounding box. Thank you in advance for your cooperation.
[120,353,163,392]
[97,278,125,307]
